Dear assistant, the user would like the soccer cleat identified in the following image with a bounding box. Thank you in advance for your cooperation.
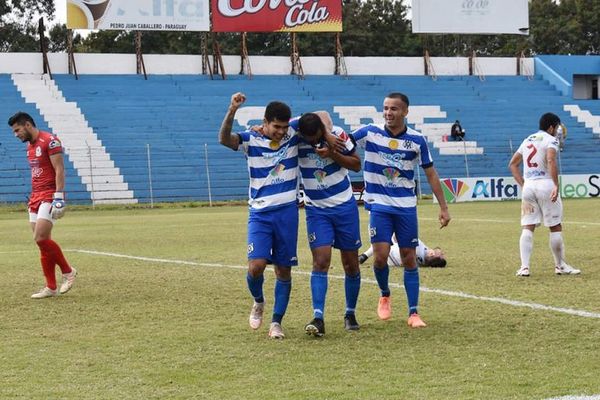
[268,322,285,339]
[31,287,58,299]
[516,266,530,277]
[59,267,77,294]
[344,314,360,331]
[377,296,392,320]
[407,313,427,328]
[358,253,368,265]
[249,301,265,330]
[555,264,581,275]
[305,318,325,337]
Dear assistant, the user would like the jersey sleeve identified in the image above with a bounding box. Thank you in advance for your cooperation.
[548,137,559,151]
[334,128,355,155]
[47,136,63,156]
[418,137,433,168]
[350,126,369,148]
[237,130,251,153]
[289,117,300,133]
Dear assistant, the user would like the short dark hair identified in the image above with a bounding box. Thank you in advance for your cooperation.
[428,257,447,268]
[386,92,410,107]
[298,113,325,137]
[8,111,36,127]
[264,101,291,123]
[539,112,560,131]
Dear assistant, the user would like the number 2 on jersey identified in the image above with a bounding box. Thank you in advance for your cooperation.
[526,144,538,168]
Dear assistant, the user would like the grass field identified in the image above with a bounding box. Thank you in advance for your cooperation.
[1,199,599,400]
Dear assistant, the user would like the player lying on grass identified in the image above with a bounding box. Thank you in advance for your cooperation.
[359,237,446,268]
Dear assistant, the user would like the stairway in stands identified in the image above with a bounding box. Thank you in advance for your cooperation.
[11,74,136,204]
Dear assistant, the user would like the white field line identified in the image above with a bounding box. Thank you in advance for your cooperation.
[544,396,600,400]
[420,217,600,226]
[69,249,600,320]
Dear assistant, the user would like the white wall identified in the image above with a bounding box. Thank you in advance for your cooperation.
[0,52,533,76]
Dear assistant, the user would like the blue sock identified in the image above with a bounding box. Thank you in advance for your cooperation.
[272,278,292,324]
[246,273,264,304]
[344,272,361,316]
[373,264,390,297]
[404,268,420,315]
[310,271,328,319]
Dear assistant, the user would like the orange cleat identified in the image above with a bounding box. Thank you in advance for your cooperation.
[407,313,427,328]
[377,296,392,320]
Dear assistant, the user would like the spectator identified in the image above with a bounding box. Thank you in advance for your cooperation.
[450,120,465,141]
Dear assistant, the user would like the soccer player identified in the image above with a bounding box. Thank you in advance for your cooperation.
[508,112,580,277]
[290,111,362,337]
[352,93,451,328]
[8,111,77,299]
[359,238,447,268]
[218,92,299,339]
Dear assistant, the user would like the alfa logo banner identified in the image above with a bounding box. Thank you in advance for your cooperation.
[435,174,600,203]
[212,0,342,32]
[67,0,210,31]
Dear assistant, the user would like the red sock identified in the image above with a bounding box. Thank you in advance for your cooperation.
[37,241,57,290]
[37,239,72,274]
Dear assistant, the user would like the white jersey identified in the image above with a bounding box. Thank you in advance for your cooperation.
[238,129,300,211]
[290,119,356,209]
[388,239,427,267]
[517,130,559,181]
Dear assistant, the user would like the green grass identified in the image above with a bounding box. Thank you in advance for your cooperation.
[1,200,599,399]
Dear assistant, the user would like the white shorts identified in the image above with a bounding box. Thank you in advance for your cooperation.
[521,179,562,227]
[28,202,55,224]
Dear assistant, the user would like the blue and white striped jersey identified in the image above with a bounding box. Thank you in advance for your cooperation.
[238,129,299,212]
[352,124,433,212]
[289,118,356,209]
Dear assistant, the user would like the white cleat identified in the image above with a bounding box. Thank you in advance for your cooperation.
[60,268,77,294]
[31,287,58,299]
[249,301,264,330]
[516,266,530,277]
[555,264,581,275]
[268,322,285,339]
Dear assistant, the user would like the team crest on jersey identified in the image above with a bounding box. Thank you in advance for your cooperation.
[403,140,413,149]
[313,170,327,184]
[369,227,377,237]
[389,140,399,150]
[35,146,42,157]
[269,141,280,150]
[48,139,61,150]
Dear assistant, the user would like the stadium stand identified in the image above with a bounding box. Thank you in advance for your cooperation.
[2,71,599,204]
[0,75,90,204]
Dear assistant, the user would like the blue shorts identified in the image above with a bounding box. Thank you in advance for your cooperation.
[305,200,362,251]
[248,203,299,267]
[369,209,418,248]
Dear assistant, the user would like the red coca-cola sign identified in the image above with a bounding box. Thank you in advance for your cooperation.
[212,0,342,32]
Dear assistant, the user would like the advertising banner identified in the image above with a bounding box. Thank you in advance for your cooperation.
[437,174,600,203]
[67,0,210,31]
[212,0,342,32]
[412,0,529,35]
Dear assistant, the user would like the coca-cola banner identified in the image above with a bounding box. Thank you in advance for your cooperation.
[212,0,342,32]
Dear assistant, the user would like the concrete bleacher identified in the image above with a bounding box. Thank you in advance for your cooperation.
[2,73,599,204]
[0,75,90,203]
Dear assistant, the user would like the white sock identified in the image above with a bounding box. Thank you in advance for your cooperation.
[549,232,565,267]
[364,247,374,258]
[519,229,534,268]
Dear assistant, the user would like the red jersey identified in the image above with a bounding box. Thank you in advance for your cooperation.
[27,131,63,194]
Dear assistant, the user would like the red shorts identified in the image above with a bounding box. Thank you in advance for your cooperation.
[28,190,54,214]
